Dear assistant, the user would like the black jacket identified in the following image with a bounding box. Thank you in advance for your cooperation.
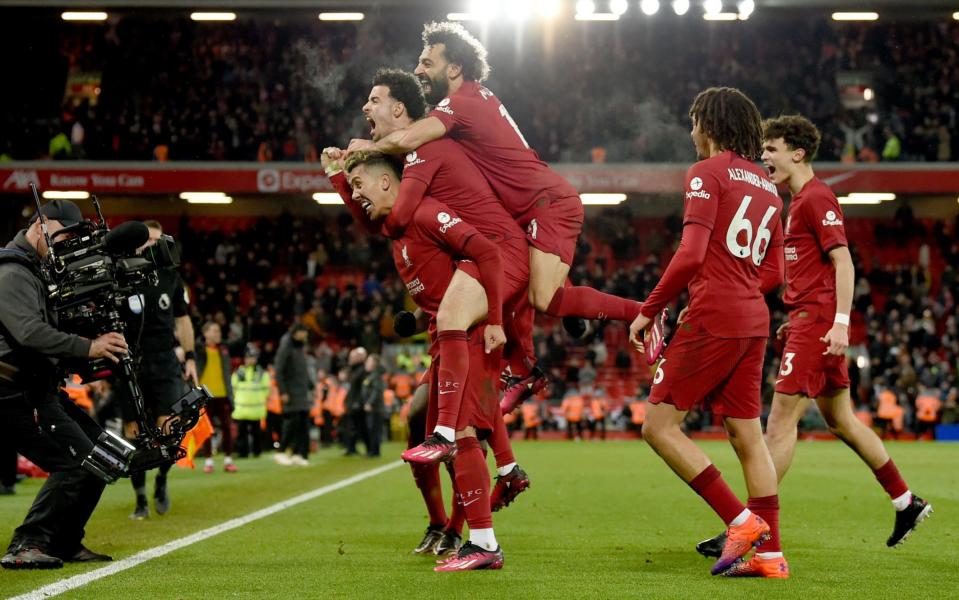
[0,231,90,383]
[274,333,312,412]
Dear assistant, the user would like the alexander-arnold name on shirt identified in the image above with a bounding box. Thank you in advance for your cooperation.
[727,168,777,195]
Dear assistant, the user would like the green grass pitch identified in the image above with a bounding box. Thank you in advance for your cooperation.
[1,440,956,599]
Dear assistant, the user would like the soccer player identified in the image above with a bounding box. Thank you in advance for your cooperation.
[331,68,537,463]
[697,115,931,563]
[628,87,788,578]
[346,22,646,384]
[345,150,505,570]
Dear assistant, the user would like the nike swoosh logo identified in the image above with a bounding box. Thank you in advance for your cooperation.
[439,390,455,395]
[462,498,481,507]
[775,379,784,384]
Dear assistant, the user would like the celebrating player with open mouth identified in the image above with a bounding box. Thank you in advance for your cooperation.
[697,115,932,566]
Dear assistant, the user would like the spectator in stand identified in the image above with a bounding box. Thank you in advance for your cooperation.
[197,322,237,473]
[561,390,586,441]
[341,347,369,456]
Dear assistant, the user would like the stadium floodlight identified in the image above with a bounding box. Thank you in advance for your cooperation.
[703,0,722,15]
[610,0,629,16]
[536,0,562,18]
[61,11,108,21]
[470,0,502,20]
[318,12,365,21]
[832,12,878,21]
[190,12,236,22]
[640,0,660,16]
[863,87,875,101]
[576,0,596,16]
[575,13,620,20]
[506,0,533,21]
[837,193,895,204]
[737,0,754,19]
[580,193,627,205]
[42,191,90,200]
[313,193,345,205]
[856,355,867,369]
[954,11,959,20]
[180,192,233,204]
[671,0,690,16]
[703,12,737,20]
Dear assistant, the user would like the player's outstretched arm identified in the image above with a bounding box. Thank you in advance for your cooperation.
[385,177,429,237]
[348,117,447,156]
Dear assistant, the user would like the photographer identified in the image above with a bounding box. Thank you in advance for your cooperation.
[0,200,127,569]
[118,220,197,520]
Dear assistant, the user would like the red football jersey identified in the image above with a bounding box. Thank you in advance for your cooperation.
[782,177,848,318]
[400,137,525,243]
[680,151,784,338]
[392,197,483,318]
[428,80,579,218]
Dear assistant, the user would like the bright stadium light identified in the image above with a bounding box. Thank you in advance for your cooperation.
[576,0,596,16]
[837,193,896,205]
[671,0,690,16]
[190,12,236,21]
[856,355,867,369]
[507,0,533,21]
[61,11,108,21]
[863,87,875,101]
[180,192,233,204]
[640,0,660,16]
[610,0,629,16]
[954,11,959,20]
[703,12,737,20]
[470,0,501,20]
[313,193,345,205]
[580,193,627,205]
[832,12,879,21]
[737,0,754,19]
[447,13,477,20]
[42,191,90,200]
[537,0,562,18]
[703,0,722,15]
[318,12,365,21]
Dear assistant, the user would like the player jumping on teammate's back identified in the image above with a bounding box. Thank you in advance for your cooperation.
[629,87,788,578]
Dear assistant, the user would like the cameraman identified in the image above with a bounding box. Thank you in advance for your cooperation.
[119,220,197,520]
[0,200,127,569]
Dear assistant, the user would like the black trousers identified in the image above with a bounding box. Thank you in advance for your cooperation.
[0,385,106,556]
[235,419,263,458]
[280,411,310,458]
[365,411,384,457]
[1,427,17,487]
[342,409,368,455]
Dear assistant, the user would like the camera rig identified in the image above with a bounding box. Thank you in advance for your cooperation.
[29,183,210,482]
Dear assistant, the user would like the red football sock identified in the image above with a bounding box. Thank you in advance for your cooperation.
[545,286,643,322]
[748,495,781,553]
[410,463,447,528]
[444,462,465,535]
[453,437,493,530]
[488,413,515,468]
[436,330,469,430]
[873,459,909,499]
[689,464,746,525]
[504,301,535,378]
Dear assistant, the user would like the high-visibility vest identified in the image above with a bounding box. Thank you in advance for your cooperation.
[324,382,347,418]
[522,402,541,428]
[562,396,585,422]
[916,394,942,423]
[390,373,414,400]
[231,366,271,421]
[877,390,899,420]
[384,389,396,410]
[590,398,607,420]
[63,374,93,412]
[266,368,282,415]
[629,400,647,425]
[311,377,329,425]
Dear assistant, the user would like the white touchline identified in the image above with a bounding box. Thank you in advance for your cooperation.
[11,461,404,600]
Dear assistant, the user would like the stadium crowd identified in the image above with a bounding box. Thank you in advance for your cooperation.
[1,13,957,164]
[119,203,956,444]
